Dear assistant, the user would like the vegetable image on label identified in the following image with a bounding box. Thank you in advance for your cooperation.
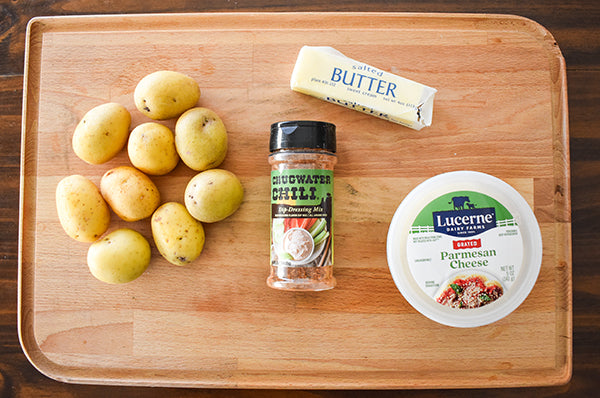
[272,217,330,265]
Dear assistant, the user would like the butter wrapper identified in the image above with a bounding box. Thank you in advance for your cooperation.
[290,46,437,130]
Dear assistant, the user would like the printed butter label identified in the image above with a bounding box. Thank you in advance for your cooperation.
[290,46,437,130]
[270,169,333,268]
[407,191,523,309]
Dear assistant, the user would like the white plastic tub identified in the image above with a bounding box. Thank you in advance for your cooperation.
[386,171,543,327]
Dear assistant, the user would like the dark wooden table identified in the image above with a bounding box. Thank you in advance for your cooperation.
[1,1,598,396]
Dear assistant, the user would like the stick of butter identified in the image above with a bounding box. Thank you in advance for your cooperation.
[290,46,437,130]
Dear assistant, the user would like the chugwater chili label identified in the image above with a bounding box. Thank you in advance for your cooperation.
[270,169,333,268]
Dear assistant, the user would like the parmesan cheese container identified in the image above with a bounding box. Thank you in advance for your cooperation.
[386,171,543,327]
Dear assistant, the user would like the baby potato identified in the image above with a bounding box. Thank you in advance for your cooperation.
[134,71,200,120]
[100,166,160,221]
[175,107,228,171]
[56,175,110,242]
[128,122,179,175]
[87,228,151,284]
[184,169,244,223]
[72,102,131,164]
[151,202,205,266]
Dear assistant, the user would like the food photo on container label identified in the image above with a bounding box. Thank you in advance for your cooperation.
[387,171,543,327]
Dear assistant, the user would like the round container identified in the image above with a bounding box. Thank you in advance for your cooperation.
[386,171,543,327]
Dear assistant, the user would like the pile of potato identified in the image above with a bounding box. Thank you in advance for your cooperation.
[56,71,244,284]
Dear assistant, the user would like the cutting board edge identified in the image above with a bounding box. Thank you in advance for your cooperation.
[18,11,572,389]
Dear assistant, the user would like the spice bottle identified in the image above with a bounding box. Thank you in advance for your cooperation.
[268,121,337,291]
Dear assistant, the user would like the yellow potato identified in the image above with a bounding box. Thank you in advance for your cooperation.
[56,175,111,242]
[151,202,205,266]
[87,228,151,284]
[127,122,179,175]
[100,166,160,221]
[134,71,200,120]
[72,102,131,164]
[184,169,244,223]
[175,107,228,171]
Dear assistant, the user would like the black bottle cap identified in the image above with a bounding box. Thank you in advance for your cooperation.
[270,121,336,153]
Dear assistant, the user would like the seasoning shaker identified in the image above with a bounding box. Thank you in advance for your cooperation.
[268,121,337,291]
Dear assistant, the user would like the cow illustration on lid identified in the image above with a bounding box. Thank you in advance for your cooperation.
[449,196,477,211]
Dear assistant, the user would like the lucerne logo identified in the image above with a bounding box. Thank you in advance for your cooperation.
[433,196,497,237]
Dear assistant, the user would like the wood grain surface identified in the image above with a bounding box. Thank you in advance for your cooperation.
[19,11,571,389]
[2,1,599,397]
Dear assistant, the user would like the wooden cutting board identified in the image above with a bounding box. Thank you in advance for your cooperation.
[19,12,571,389]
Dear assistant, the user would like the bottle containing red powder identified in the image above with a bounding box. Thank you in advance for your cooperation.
[267,121,337,291]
